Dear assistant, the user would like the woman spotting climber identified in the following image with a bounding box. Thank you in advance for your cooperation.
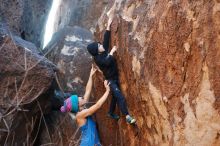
[86,6,136,124]
[60,65,110,146]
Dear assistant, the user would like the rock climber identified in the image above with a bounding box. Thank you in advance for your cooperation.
[86,5,136,124]
[60,65,110,146]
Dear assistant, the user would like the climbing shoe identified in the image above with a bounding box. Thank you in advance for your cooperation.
[126,115,136,124]
[108,113,120,120]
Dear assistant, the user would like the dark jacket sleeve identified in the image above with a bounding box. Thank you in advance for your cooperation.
[99,54,114,66]
[102,30,111,52]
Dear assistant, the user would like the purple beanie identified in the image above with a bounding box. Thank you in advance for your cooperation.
[60,95,79,113]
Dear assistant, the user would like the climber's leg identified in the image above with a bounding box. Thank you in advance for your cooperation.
[108,94,120,120]
[109,80,129,115]
[109,93,117,114]
[109,80,136,124]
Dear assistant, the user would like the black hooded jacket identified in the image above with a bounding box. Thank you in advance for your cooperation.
[94,30,118,80]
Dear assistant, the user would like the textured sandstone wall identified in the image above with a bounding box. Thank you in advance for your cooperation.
[93,0,220,146]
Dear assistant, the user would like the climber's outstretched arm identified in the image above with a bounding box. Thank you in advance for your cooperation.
[103,19,112,51]
[109,46,117,56]
[103,4,116,51]
[106,1,116,31]
[83,65,97,102]
[77,81,110,118]
[106,17,113,31]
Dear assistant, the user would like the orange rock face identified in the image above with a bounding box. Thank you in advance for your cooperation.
[93,0,220,146]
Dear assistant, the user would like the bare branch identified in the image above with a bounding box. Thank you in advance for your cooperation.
[13,71,28,103]
[7,27,25,70]
[55,72,65,96]
[3,118,10,145]
[11,131,15,146]
[68,127,80,146]
[31,114,43,145]
[24,48,27,70]
[37,101,52,143]
[40,143,56,146]
[14,77,18,104]
[0,38,7,51]
[27,45,55,72]
[20,87,45,105]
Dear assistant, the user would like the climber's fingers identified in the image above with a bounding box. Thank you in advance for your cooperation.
[104,80,110,90]
[90,64,97,75]
[93,64,102,73]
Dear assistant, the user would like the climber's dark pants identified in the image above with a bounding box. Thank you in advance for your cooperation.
[108,80,129,115]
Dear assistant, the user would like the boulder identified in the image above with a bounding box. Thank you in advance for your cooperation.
[0,0,52,47]
[45,26,93,96]
[0,24,55,145]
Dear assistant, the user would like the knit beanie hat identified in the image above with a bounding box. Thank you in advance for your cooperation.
[60,95,79,113]
[87,42,99,56]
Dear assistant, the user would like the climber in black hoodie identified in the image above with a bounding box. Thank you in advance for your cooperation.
[87,8,136,124]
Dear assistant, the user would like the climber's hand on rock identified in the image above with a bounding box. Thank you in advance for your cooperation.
[110,46,117,55]
[112,46,117,53]
[90,64,97,76]
[107,6,116,31]
[104,80,110,92]
[107,2,116,19]
[107,17,113,30]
